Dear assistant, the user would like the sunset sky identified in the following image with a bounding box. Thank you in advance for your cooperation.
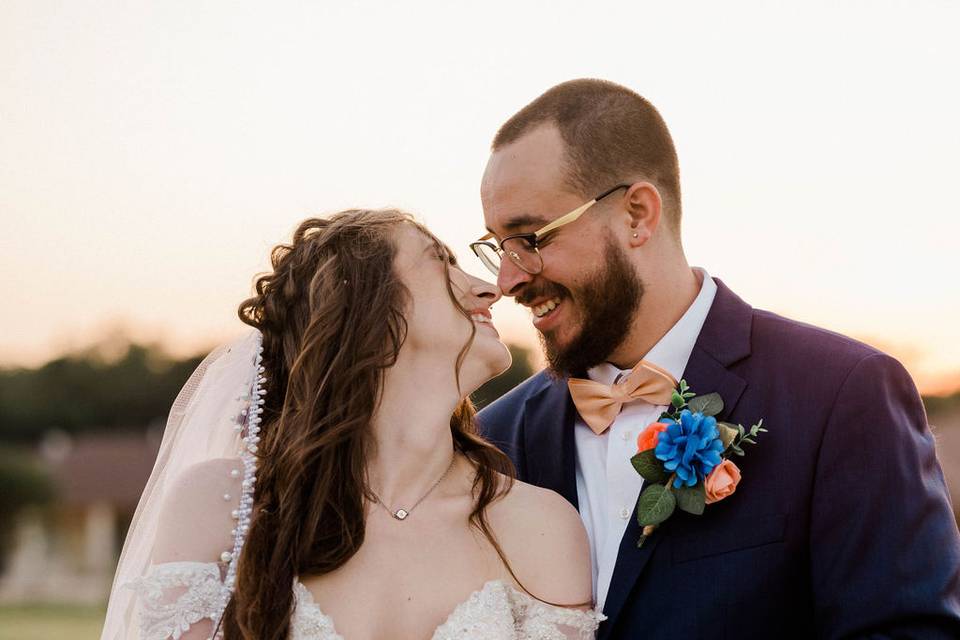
[2,1,958,394]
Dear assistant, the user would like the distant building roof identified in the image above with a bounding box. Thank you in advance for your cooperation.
[43,429,161,510]
[27,412,960,518]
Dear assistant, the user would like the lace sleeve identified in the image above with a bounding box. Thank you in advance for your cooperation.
[122,561,230,640]
[510,589,607,640]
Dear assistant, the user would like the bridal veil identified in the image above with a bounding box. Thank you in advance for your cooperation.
[100,329,266,640]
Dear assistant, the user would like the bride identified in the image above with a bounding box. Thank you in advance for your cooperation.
[100,209,604,639]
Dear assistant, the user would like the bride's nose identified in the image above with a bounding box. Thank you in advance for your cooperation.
[468,274,502,307]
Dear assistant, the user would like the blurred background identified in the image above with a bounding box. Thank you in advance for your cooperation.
[2,1,958,637]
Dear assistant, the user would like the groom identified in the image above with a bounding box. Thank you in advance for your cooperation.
[474,79,960,639]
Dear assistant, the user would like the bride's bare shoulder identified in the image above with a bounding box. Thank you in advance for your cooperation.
[151,457,244,564]
[486,475,593,607]
[488,476,579,524]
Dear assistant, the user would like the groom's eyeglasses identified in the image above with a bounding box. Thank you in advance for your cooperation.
[470,184,630,277]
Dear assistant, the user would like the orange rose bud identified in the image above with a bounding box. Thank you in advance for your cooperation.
[636,422,669,453]
[704,459,741,504]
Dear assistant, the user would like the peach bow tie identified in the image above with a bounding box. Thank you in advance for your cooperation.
[568,360,678,435]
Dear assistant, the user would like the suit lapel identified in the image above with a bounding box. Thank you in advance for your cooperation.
[522,376,580,509]
[599,278,752,637]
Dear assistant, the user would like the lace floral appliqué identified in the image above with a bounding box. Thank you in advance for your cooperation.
[123,561,229,640]
[291,581,344,640]
[508,584,606,640]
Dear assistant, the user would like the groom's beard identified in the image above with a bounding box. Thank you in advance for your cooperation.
[534,239,644,376]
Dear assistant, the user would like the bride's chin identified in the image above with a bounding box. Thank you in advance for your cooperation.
[482,343,513,379]
[492,342,513,375]
[463,343,512,386]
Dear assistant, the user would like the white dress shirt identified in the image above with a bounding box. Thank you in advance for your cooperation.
[574,267,717,610]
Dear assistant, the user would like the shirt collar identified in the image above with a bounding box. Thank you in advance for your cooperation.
[588,267,717,386]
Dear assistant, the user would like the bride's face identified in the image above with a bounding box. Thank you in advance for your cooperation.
[393,224,511,394]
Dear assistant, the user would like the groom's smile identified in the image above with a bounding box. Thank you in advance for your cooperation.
[517,283,570,332]
[529,296,563,325]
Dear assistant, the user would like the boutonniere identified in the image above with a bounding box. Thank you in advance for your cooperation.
[630,380,767,547]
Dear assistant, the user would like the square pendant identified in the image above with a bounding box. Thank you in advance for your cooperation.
[394,509,409,520]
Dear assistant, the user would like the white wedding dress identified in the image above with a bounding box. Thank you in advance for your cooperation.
[124,560,605,639]
[101,331,604,640]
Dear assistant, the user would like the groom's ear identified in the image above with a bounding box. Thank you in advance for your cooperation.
[624,181,662,248]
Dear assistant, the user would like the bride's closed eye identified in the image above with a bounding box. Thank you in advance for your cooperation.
[434,247,458,267]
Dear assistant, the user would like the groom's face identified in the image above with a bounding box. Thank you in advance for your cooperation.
[480,124,642,374]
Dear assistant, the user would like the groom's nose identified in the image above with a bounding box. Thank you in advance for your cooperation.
[496,256,533,297]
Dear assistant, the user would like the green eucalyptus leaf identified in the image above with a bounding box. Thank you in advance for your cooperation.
[671,391,685,409]
[636,484,677,526]
[675,482,706,515]
[631,449,670,484]
[688,392,724,417]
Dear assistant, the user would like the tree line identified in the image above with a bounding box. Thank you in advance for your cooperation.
[1,334,955,568]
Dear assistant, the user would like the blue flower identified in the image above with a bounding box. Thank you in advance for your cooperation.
[654,410,725,488]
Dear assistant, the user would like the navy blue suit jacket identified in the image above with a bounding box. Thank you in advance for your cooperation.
[477,279,960,639]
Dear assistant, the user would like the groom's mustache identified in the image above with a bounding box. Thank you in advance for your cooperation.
[516,281,571,307]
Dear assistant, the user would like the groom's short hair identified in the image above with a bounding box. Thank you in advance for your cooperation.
[493,78,682,237]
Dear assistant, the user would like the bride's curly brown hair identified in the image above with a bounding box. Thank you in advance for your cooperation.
[218,209,518,640]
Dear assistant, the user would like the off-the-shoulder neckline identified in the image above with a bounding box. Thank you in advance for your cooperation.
[143,560,604,639]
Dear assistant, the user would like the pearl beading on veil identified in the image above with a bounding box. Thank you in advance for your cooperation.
[218,335,267,630]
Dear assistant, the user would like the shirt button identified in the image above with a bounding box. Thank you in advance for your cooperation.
[618,507,631,519]
[621,431,632,441]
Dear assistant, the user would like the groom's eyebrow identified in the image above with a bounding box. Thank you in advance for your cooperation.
[494,214,549,233]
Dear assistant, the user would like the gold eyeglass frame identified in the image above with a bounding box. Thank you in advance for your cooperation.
[470,183,630,276]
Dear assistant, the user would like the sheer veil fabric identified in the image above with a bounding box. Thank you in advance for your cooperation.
[100,329,266,640]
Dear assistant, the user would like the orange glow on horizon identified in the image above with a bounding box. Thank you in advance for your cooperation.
[4,313,955,399]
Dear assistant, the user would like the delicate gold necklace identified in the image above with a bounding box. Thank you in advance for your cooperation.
[370,455,456,521]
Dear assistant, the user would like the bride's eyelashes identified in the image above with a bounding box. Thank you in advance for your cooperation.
[434,247,458,266]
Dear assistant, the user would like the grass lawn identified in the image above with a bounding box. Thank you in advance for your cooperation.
[0,603,106,640]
